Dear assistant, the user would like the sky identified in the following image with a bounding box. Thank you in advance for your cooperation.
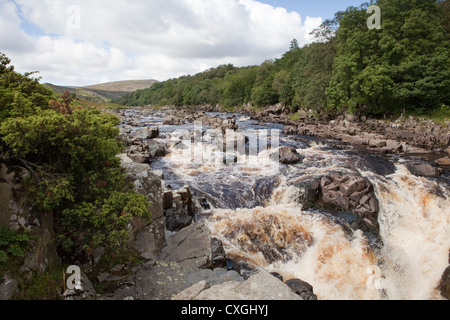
[0,0,365,86]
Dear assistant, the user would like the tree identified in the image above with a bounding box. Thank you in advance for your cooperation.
[326,1,450,115]
[289,38,300,51]
[292,40,336,111]
[0,54,152,257]
[0,53,54,121]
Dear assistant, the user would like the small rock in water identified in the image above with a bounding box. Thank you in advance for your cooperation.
[276,146,305,165]
[285,279,318,300]
[270,272,284,282]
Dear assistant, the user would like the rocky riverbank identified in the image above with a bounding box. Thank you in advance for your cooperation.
[153,103,450,168]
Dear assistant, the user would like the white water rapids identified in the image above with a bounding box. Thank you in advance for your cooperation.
[134,110,450,300]
[206,162,450,300]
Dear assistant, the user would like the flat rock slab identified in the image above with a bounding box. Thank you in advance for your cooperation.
[177,269,303,301]
[161,222,212,269]
[103,261,243,301]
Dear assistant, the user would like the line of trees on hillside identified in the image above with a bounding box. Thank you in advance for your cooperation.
[117,0,450,117]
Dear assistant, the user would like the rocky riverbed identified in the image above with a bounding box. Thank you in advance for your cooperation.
[99,105,449,300]
[2,105,449,300]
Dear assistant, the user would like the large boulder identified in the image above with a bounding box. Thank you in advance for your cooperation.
[407,163,440,177]
[276,146,304,165]
[163,116,183,125]
[0,272,18,300]
[320,172,379,234]
[439,253,450,300]
[147,140,167,159]
[161,222,212,270]
[285,278,317,300]
[164,186,195,232]
[295,172,380,234]
[295,178,321,210]
[178,269,303,300]
[120,161,166,255]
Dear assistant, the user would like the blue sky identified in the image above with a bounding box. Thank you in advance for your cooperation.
[258,0,367,19]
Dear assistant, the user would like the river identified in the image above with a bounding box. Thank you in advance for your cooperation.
[122,109,450,300]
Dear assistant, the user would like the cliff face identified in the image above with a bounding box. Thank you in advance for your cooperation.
[0,162,61,300]
[0,162,60,275]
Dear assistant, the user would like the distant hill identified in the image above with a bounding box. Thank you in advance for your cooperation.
[45,79,158,103]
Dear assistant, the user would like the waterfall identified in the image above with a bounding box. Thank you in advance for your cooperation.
[366,165,450,300]
[206,163,450,300]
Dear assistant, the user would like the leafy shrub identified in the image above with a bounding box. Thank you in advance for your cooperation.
[0,226,31,266]
[0,54,152,257]
[58,191,151,254]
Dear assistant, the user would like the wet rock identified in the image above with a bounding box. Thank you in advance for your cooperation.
[225,259,259,279]
[407,163,439,177]
[357,156,397,176]
[295,178,321,210]
[301,172,381,234]
[285,278,317,300]
[223,154,238,165]
[435,157,450,166]
[164,186,195,232]
[172,140,190,150]
[163,116,182,125]
[147,127,160,139]
[277,146,304,165]
[439,266,450,300]
[147,140,167,158]
[270,272,284,282]
[211,238,227,269]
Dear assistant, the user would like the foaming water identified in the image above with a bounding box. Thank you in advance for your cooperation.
[138,110,449,300]
[157,137,282,209]
[206,181,381,300]
[207,164,450,300]
[366,165,450,300]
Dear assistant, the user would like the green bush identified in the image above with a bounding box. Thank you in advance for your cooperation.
[58,191,151,254]
[0,53,152,257]
[0,226,31,266]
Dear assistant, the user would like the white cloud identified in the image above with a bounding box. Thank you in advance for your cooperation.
[1,0,322,86]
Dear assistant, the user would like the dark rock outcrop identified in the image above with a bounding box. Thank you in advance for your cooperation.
[285,278,318,300]
[0,162,60,275]
[164,186,195,232]
[296,171,380,234]
[406,163,441,178]
[439,253,450,300]
[120,161,166,255]
[277,146,305,165]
